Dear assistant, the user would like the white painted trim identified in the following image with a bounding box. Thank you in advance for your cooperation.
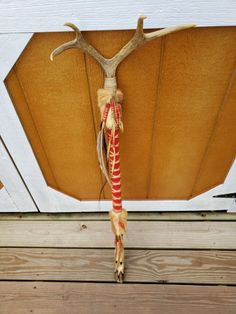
[44,166,235,212]
[0,33,59,212]
[0,81,59,211]
[0,33,235,212]
[229,200,236,212]
[0,0,235,34]
[0,139,37,212]
[0,188,19,212]
[221,158,236,195]
[0,34,33,81]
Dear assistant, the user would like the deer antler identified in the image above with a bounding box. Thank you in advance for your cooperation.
[50,16,195,82]
[50,23,107,71]
[108,16,195,77]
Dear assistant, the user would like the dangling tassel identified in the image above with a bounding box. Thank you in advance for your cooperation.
[96,121,111,187]
[97,88,128,283]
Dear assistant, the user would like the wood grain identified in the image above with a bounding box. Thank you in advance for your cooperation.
[1,281,236,314]
[1,248,236,284]
[1,221,236,249]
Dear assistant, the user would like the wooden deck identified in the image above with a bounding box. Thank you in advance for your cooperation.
[0,211,236,313]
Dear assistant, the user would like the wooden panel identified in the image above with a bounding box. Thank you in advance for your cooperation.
[1,221,236,249]
[192,69,236,196]
[5,27,236,201]
[1,282,236,314]
[6,32,102,200]
[1,248,236,284]
[149,27,236,199]
[6,30,163,200]
[118,37,162,199]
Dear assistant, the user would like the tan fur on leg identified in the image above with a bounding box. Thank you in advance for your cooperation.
[97,89,123,130]
[109,209,128,236]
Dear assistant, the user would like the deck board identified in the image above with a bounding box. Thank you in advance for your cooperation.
[1,220,236,249]
[1,282,236,314]
[1,211,236,220]
[1,248,236,284]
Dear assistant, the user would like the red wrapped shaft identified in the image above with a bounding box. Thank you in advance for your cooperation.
[107,128,122,212]
[103,97,122,213]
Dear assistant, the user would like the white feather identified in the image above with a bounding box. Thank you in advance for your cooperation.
[97,122,111,187]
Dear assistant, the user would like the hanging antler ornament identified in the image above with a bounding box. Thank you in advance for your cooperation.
[50,16,195,283]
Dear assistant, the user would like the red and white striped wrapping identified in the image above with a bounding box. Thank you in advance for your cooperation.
[103,97,123,213]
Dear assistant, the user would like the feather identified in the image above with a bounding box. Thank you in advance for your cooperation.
[97,122,111,187]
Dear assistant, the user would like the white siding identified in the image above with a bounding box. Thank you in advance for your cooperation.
[0,0,235,34]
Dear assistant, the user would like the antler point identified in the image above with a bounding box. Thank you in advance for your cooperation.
[50,53,54,61]
[64,22,73,27]
[139,15,147,20]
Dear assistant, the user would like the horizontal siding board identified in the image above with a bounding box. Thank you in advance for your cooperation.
[0,221,236,249]
[1,248,236,284]
[0,1,236,33]
[1,282,236,314]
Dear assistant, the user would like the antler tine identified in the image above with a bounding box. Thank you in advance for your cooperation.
[144,23,196,41]
[50,16,196,80]
[50,23,80,61]
[106,16,147,76]
[135,15,146,37]
[50,22,107,72]
[109,16,195,76]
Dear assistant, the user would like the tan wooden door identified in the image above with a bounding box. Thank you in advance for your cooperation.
[1,28,235,212]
